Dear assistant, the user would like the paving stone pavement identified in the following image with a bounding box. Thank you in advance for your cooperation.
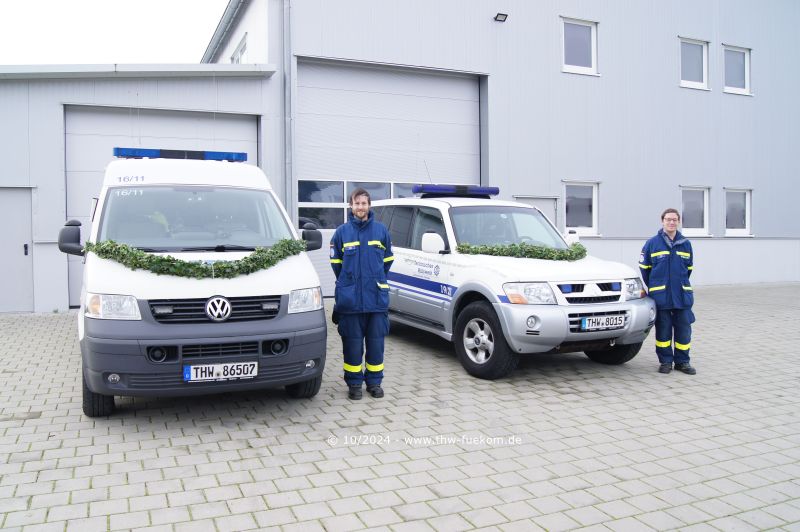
[1,283,799,531]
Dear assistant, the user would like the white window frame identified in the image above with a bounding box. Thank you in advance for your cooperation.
[680,186,710,237]
[679,37,709,90]
[231,33,248,64]
[563,181,598,236]
[724,188,752,236]
[561,17,598,76]
[723,45,751,95]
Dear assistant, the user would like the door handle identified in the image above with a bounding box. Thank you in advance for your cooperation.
[24,244,28,256]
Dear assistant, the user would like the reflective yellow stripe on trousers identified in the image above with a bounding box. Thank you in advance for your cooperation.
[366,363,384,372]
[343,363,362,373]
[655,339,672,348]
[674,341,690,351]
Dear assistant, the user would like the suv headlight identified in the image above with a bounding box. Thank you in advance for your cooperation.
[85,293,142,320]
[624,278,644,300]
[503,283,556,305]
[288,287,323,314]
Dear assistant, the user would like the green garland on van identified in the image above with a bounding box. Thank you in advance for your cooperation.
[456,242,587,261]
[83,239,308,279]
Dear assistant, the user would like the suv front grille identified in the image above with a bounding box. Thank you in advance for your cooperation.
[559,281,622,304]
[149,296,282,323]
[565,295,621,304]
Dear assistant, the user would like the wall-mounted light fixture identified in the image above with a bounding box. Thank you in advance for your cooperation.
[494,13,508,22]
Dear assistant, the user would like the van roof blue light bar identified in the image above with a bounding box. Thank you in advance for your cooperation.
[412,184,500,199]
[113,147,247,162]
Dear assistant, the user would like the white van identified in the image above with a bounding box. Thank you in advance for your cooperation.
[58,150,326,417]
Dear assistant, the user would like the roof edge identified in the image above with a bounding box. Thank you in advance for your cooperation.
[202,0,248,63]
[0,63,276,80]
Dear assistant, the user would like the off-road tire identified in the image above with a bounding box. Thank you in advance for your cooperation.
[285,374,322,398]
[82,373,115,417]
[584,341,642,365]
[454,301,519,380]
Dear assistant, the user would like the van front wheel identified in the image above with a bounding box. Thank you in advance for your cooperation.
[454,301,519,380]
[82,373,115,417]
[285,375,322,399]
[584,342,642,365]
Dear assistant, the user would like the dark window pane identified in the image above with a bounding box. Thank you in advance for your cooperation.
[373,206,393,226]
[726,191,747,229]
[346,182,391,202]
[388,206,413,248]
[565,185,593,228]
[298,207,344,230]
[564,22,592,68]
[410,207,448,251]
[298,180,344,203]
[681,190,705,228]
[393,183,418,198]
[725,49,746,89]
[681,42,704,83]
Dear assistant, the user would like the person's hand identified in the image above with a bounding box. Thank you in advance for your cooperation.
[331,310,339,325]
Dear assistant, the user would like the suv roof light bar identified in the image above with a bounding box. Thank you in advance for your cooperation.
[113,147,247,162]
[411,184,500,199]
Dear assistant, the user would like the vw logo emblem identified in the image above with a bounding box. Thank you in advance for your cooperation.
[205,296,232,322]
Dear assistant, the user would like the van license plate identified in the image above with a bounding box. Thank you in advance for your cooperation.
[183,362,258,382]
[581,316,625,330]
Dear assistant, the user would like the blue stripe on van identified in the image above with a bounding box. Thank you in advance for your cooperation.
[387,271,458,300]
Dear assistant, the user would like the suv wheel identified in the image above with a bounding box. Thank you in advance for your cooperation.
[285,374,322,398]
[82,373,115,417]
[454,301,519,380]
[584,341,642,365]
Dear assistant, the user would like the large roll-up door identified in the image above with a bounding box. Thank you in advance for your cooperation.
[296,61,480,295]
[65,106,258,306]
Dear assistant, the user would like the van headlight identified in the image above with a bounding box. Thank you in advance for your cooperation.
[288,287,323,314]
[85,293,142,320]
[503,283,556,305]
[624,278,644,300]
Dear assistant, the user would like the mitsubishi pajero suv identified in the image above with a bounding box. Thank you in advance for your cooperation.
[372,185,656,380]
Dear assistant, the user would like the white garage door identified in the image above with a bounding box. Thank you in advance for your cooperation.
[296,61,480,295]
[65,106,258,306]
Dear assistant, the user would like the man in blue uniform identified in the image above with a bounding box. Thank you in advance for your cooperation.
[330,188,394,399]
[639,208,697,375]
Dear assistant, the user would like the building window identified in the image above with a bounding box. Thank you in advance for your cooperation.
[725,189,751,236]
[724,45,751,95]
[297,180,345,229]
[231,34,247,64]
[680,38,708,90]
[564,182,598,235]
[680,187,709,236]
[562,18,598,75]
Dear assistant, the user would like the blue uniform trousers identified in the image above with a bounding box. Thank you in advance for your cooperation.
[337,312,389,387]
[654,308,692,365]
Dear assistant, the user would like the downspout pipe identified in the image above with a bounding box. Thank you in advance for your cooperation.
[283,0,294,214]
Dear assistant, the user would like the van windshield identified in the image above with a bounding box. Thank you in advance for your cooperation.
[450,206,568,250]
[98,186,293,251]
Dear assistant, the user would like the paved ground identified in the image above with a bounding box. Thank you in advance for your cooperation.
[1,284,799,531]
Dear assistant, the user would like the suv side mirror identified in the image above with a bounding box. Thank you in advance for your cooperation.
[564,229,579,245]
[58,220,84,256]
[421,232,446,254]
[302,227,322,251]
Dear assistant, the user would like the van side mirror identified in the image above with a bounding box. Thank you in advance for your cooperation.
[58,220,84,256]
[564,229,579,245]
[302,228,322,251]
[421,232,446,254]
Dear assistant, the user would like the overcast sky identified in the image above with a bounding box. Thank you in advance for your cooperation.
[0,0,230,65]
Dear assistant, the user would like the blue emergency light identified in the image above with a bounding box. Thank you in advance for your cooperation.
[411,184,500,199]
[113,147,247,162]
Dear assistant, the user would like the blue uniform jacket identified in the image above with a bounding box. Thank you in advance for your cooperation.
[639,229,694,309]
[330,211,394,314]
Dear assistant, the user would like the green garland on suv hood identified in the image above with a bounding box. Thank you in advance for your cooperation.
[456,242,587,261]
[83,239,307,279]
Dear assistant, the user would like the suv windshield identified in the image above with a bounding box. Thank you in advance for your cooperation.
[450,205,568,250]
[98,186,293,251]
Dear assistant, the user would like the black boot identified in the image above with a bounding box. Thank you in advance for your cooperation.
[367,385,384,398]
[348,386,363,400]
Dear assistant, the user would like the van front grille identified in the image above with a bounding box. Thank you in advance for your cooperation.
[148,296,282,323]
[182,342,260,358]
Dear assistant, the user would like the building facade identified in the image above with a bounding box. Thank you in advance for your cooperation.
[1,0,798,312]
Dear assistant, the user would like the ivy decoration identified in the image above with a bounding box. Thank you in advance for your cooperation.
[83,239,307,279]
[456,242,588,261]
